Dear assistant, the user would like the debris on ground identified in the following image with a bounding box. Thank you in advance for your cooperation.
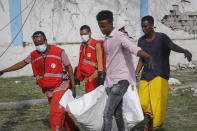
[168,78,181,85]
[170,61,197,71]
[14,80,21,84]
[191,88,197,96]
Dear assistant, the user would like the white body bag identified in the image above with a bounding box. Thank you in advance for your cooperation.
[59,85,144,131]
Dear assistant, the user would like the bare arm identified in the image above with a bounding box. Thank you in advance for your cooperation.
[1,60,28,73]
[168,42,185,53]
[66,65,75,88]
[137,50,150,58]
[168,42,192,61]
[96,43,104,72]
[135,58,143,76]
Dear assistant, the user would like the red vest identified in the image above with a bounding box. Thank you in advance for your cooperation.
[31,46,63,89]
[77,39,106,81]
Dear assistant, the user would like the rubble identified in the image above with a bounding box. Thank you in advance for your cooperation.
[170,61,197,71]
[168,78,181,85]
[14,80,21,84]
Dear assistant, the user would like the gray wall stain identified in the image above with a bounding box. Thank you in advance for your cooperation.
[0,0,5,12]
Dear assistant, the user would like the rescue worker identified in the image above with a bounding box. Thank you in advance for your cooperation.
[0,31,79,131]
[96,10,156,131]
[75,25,106,93]
[136,15,192,131]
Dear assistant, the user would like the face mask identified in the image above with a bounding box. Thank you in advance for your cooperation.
[36,44,47,53]
[81,35,90,42]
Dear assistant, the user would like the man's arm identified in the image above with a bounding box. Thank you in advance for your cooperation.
[96,43,104,72]
[0,60,28,76]
[61,50,76,97]
[137,49,157,73]
[96,42,106,86]
[137,50,150,58]
[74,66,80,85]
[66,65,75,88]
[135,58,143,76]
[168,42,185,53]
[66,65,76,98]
[120,35,156,72]
[168,42,192,61]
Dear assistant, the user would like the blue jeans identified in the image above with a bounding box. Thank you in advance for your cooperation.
[102,80,129,131]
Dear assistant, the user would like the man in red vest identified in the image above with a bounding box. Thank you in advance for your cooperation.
[0,31,79,131]
[75,25,106,93]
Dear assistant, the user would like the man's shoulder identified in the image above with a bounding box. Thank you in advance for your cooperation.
[139,35,145,41]
[138,35,146,45]
[91,38,104,43]
[31,49,38,56]
[51,45,62,49]
[116,29,126,36]
[155,32,168,38]
[51,45,64,52]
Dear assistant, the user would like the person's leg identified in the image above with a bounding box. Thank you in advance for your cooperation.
[139,77,169,131]
[50,90,78,131]
[102,80,129,131]
[150,77,168,130]
[138,80,153,131]
[114,99,125,131]
[64,112,80,131]
[138,80,152,117]
[85,77,98,93]
[50,90,66,131]
[85,80,89,93]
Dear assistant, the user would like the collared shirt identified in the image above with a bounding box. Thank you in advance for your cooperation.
[25,46,71,98]
[104,29,141,87]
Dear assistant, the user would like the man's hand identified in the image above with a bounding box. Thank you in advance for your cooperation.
[71,87,76,98]
[74,68,80,85]
[184,50,192,62]
[0,71,4,76]
[146,56,157,73]
[98,71,106,86]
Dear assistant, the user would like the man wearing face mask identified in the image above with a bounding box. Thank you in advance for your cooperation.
[75,25,106,93]
[0,31,79,131]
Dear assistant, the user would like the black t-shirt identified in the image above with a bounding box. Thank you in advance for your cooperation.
[138,32,172,81]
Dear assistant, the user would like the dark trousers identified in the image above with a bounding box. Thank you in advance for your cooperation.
[102,80,129,131]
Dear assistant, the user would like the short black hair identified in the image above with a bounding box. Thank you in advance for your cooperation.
[142,15,154,25]
[96,10,113,23]
[32,31,46,40]
[80,25,91,32]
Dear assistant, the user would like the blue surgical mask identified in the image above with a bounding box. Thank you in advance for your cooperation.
[36,44,47,53]
[81,35,90,42]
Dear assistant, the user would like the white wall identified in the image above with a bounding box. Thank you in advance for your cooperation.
[0,0,11,45]
[20,0,141,43]
[1,0,197,43]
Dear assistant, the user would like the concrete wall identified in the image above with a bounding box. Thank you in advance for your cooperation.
[1,0,197,42]
[149,0,197,39]
[0,0,141,44]
[0,0,197,77]
[0,0,11,45]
